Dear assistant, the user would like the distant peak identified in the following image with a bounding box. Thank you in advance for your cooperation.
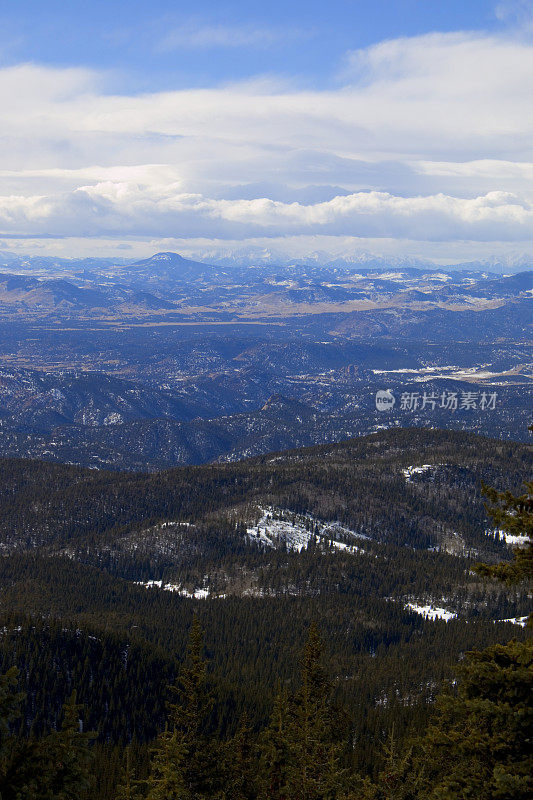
[127,252,216,281]
[135,251,189,264]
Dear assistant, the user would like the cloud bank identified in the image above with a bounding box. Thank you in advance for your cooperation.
[1,30,533,259]
[1,185,531,242]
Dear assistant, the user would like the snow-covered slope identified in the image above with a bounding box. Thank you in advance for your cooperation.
[246,507,369,553]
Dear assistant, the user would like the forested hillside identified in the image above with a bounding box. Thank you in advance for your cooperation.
[0,428,531,797]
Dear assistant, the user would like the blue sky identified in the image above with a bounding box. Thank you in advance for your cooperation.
[1,0,532,263]
[1,1,509,90]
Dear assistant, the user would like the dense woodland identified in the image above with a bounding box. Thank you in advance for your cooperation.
[0,428,531,798]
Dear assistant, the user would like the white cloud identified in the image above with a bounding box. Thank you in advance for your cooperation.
[1,30,533,256]
[1,183,531,242]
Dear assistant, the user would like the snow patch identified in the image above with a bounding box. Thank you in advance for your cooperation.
[497,616,528,627]
[246,507,367,553]
[485,528,529,547]
[503,534,530,546]
[135,580,210,599]
[405,603,457,621]
[402,464,437,482]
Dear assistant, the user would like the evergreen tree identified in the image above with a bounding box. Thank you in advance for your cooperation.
[222,713,257,800]
[415,638,532,800]
[0,688,94,800]
[286,624,350,800]
[146,728,190,800]
[39,690,95,800]
[475,479,532,597]
[116,745,144,800]
[258,687,292,800]
[147,618,222,800]
[415,468,533,799]
[0,667,40,800]
[259,625,352,800]
[0,668,23,763]
[353,730,422,800]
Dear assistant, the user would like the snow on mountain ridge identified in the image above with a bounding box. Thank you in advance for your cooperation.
[246,507,368,553]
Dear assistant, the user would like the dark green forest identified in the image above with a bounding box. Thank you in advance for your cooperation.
[0,428,531,798]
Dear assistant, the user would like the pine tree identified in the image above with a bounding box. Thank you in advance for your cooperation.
[146,727,190,800]
[0,668,23,762]
[0,667,42,800]
[414,468,533,799]
[353,729,422,800]
[475,478,532,595]
[258,686,292,800]
[259,625,352,800]
[222,713,257,800]
[116,745,145,800]
[286,624,349,800]
[414,638,532,800]
[167,618,212,740]
[146,617,222,800]
[39,690,95,800]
